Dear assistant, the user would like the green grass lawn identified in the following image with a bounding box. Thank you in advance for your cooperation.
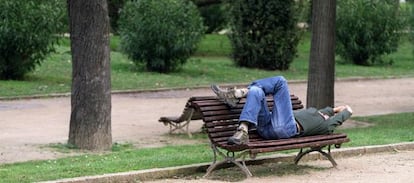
[340,113,414,146]
[0,34,413,98]
[0,112,413,183]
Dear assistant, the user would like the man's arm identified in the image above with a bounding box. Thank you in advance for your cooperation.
[327,105,353,128]
[319,107,334,116]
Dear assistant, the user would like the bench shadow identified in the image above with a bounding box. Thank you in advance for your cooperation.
[177,162,328,182]
[338,119,375,130]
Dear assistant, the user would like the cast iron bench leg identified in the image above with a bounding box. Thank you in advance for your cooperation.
[204,144,252,177]
[294,145,337,167]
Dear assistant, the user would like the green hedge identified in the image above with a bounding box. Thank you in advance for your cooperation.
[336,0,407,65]
[228,0,301,70]
[0,0,65,80]
[118,0,205,73]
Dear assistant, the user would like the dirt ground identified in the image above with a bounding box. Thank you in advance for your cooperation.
[146,150,414,183]
[0,77,414,180]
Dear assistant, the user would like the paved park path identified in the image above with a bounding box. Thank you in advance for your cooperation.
[0,77,413,165]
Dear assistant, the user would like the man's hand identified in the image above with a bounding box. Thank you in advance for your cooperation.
[333,105,346,113]
[334,105,353,114]
[345,105,353,114]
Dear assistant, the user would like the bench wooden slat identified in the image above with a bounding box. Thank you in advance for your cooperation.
[206,125,238,133]
[201,109,243,116]
[194,95,300,107]
[205,120,238,128]
[195,101,301,111]
[211,133,261,143]
[250,137,350,154]
[248,133,348,147]
[200,104,303,119]
[208,130,236,139]
[203,114,241,122]
[188,96,217,101]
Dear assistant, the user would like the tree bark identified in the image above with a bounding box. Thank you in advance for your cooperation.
[68,0,112,150]
[306,0,336,109]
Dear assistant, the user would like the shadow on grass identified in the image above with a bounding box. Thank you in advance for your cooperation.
[172,162,326,182]
[44,142,135,154]
[161,131,208,140]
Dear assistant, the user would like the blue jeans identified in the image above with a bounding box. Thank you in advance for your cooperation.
[239,76,297,139]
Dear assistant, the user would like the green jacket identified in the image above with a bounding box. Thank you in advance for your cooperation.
[294,107,352,137]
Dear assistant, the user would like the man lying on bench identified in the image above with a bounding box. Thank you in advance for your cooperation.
[211,75,353,145]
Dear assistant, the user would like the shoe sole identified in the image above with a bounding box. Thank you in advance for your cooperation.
[211,85,239,108]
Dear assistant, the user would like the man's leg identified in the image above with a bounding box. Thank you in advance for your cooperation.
[228,86,270,145]
[238,86,271,126]
[248,76,297,139]
[214,76,297,143]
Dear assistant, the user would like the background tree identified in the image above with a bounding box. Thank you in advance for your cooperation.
[193,0,222,7]
[198,3,228,33]
[409,1,414,54]
[108,0,125,34]
[306,0,336,108]
[68,0,112,150]
[228,0,301,70]
[336,0,406,65]
[0,0,65,80]
[118,0,205,73]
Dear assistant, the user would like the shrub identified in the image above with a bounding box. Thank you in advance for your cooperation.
[336,0,406,66]
[296,0,312,27]
[118,0,205,73]
[108,0,125,34]
[228,0,301,71]
[410,2,414,54]
[198,3,228,33]
[0,0,65,80]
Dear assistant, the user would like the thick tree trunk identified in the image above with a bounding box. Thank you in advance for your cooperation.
[68,0,112,150]
[306,0,336,109]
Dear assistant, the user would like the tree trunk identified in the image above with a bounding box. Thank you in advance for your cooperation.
[68,0,112,150]
[306,0,336,109]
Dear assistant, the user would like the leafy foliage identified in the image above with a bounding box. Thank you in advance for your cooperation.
[228,0,301,70]
[336,0,407,66]
[108,0,125,34]
[410,2,414,54]
[0,0,65,80]
[118,0,205,73]
[198,3,228,33]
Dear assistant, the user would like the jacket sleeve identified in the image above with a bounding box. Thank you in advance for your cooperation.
[327,110,353,126]
[318,107,334,116]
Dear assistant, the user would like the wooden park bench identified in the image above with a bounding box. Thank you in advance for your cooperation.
[188,95,350,177]
[158,96,212,137]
